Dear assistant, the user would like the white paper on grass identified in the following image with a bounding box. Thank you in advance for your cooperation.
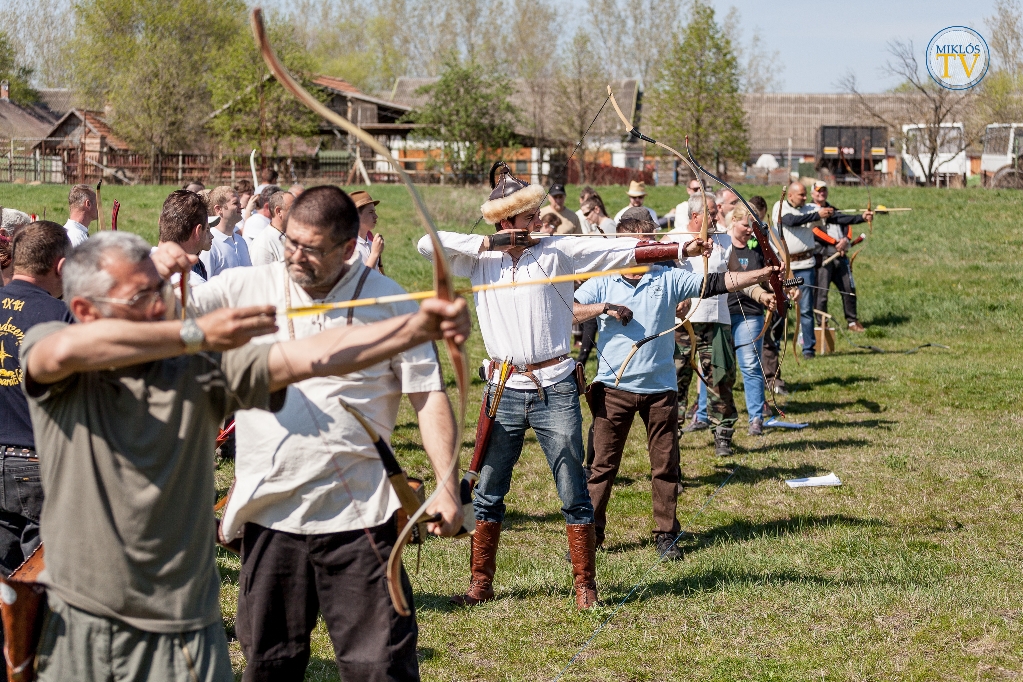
[785,472,842,488]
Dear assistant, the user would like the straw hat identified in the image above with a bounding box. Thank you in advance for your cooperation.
[349,190,380,210]
[626,180,647,197]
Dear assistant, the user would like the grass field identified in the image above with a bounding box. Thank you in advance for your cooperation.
[5,182,1022,681]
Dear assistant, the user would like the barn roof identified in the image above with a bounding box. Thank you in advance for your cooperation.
[0,100,60,140]
[742,93,928,156]
[37,109,131,150]
[389,77,641,145]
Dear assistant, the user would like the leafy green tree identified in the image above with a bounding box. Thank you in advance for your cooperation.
[206,13,323,158]
[409,57,519,183]
[646,1,748,168]
[72,0,241,172]
[0,30,38,103]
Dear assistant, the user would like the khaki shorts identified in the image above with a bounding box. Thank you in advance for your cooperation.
[36,593,232,682]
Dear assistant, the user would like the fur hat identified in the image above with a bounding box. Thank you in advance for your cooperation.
[481,162,546,225]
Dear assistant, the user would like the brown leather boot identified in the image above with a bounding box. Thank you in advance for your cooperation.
[450,520,500,606]
[567,523,598,609]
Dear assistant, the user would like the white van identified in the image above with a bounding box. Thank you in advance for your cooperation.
[901,123,967,185]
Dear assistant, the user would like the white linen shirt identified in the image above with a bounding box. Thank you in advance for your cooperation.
[772,200,819,270]
[242,213,271,244]
[249,224,285,265]
[190,261,443,538]
[64,219,89,248]
[200,228,251,277]
[662,231,731,324]
[418,232,637,390]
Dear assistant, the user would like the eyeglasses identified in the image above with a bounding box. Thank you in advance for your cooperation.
[283,235,343,260]
[91,280,171,310]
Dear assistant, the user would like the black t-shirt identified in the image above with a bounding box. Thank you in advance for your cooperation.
[728,243,766,317]
[0,279,74,449]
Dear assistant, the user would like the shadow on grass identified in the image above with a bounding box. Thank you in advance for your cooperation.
[790,374,880,390]
[808,418,897,430]
[747,437,872,453]
[504,509,565,526]
[868,313,911,327]
[784,397,883,414]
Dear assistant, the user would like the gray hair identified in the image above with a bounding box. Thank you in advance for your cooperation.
[2,208,32,231]
[63,231,152,302]
[688,192,717,216]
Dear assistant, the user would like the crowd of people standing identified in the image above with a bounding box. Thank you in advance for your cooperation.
[0,169,871,682]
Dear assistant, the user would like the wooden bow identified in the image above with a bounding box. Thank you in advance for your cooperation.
[684,148,792,415]
[838,148,872,266]
[606,86,708,385]
[251,8,469,616]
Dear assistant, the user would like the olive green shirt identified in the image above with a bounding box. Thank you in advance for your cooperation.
[21,321,284,632]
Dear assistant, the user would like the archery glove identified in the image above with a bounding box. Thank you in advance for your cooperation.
[605,303,634,326]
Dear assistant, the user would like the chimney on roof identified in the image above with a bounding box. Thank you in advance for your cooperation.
[0,81,9,102]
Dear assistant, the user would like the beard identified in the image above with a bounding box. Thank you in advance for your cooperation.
[286,257,347,292]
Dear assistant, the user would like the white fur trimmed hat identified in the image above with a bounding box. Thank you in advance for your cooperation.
[481,162,546,225]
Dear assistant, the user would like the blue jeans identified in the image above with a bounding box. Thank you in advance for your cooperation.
[474,376,593,525]
[730,313,766,423]
[794,267,817,356]
[695,381,707,423]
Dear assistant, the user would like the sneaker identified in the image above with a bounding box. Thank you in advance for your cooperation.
[771,383,789,396]
[655,533,683,561]
[748,418,763,436]
[802,352,815,360]
[848,321,866,332]
[682,418,710,433]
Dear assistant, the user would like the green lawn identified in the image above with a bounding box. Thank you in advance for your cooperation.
[6,182,1022,681]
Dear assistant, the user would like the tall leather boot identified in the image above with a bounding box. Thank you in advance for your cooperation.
[714,426,734,457]
[566,523,598,609]
[450,520,500,606]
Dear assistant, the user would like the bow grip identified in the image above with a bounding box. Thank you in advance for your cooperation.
[628,127,656,144]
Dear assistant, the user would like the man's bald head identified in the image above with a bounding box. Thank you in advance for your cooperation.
[787,182,807,207]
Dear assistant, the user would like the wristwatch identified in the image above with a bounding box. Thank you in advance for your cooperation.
[179,318,205,354]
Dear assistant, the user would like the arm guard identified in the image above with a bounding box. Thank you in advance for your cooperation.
[634,240,680,264]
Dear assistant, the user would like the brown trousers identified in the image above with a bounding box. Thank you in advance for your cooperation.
[587,383,680,543]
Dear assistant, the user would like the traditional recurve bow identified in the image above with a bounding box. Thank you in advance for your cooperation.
[684,145,800,414]
[251,8,469,616]
[772,184,802,361]
[838,148,873,266]
[95,179,104,232]
[606,86,709,386]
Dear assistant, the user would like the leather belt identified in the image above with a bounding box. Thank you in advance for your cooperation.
[487,354,570,400]
[789,250,814,261]
[1,446,37,460]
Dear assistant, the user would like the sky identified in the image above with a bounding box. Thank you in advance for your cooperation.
[717,0,1001,92]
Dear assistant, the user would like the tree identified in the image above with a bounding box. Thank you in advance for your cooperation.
[974,0,1023,125]
[0,0,72,88]
[586,0,682,84]
[645,1,748,170]
[722,7,783,94]
[409,57,518,184]
[0,30,37,103]
[205,12,323,158]
[553,30,614,184]
[72,0,242,176]
[496,0,558,148]
[840,40,977,186]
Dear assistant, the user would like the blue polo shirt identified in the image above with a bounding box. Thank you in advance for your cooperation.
[575,265,704,394]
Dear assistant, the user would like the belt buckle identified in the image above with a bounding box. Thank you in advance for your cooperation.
[514,363,527,373]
